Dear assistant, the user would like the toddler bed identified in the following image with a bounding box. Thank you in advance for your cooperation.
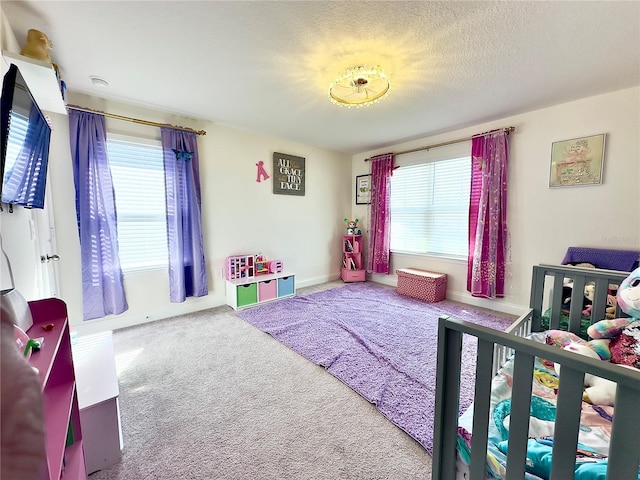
[432,264,640,480]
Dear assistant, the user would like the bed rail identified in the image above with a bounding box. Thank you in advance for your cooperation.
[492,308,533,377]
[530,264,630,335]
[432,316,640,480]
[491,264,629,377]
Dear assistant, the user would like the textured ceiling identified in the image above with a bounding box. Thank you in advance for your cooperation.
[2,1,639,154]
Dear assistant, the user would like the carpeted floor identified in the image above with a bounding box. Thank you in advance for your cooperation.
[237,282,516,454]
[88,281,436,479]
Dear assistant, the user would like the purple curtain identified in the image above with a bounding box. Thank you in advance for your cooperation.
[467,130,509,298]
[160,128,208,302]
[2,104,51,208]
[69,110,128,320]
[366,153,394,274]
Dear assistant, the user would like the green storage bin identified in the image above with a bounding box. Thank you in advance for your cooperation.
[237,283,258,307]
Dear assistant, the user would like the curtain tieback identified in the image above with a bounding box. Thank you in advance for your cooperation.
[172,149,193,161]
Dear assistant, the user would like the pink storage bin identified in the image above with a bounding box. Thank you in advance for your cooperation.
[258,279,277,301]
[396,268,447,302]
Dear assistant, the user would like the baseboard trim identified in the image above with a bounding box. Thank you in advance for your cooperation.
[295,273,341,289]
[72,295,227,335]
[367,274,528,316]
[72,272,528,335]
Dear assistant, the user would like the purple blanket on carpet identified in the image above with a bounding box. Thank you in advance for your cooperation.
[237,282,514,454]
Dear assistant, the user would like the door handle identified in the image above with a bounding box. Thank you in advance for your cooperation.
[40,254,60,263]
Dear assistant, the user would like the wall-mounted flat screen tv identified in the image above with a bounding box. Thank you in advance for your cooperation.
[1,63,52,209]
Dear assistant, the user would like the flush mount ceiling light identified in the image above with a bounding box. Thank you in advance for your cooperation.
[329,65,390,108]
[89,75,109,87]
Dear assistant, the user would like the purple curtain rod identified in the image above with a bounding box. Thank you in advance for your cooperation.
[364,126,515,161]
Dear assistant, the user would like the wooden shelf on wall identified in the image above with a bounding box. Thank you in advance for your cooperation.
[2,50,67,114]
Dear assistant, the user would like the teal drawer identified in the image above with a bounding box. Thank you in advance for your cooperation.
[237,283,257,307]
[277,276,295,297]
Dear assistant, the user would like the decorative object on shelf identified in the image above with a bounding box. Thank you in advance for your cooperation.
[329,65,390,108]
[268,260,283,274]
[255,254,269,274]
[226,254,285,280]
[20,28,53,63]
[273,152,305,196]
[256,160,270,182]
[355,174,371,204]
[343,217,361,235]
[226,254,256,280]
[549,133,606,187]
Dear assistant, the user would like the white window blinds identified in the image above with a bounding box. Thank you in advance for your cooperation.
[3,111,29,175]
[390,156,471,257]
[107,135,168,271]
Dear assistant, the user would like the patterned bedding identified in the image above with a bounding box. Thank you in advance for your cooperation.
[455,332,637,480]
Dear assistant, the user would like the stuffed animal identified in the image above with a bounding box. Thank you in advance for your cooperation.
[20,29,53,63]
[562,280,593,313]
[587,266,640,369]
[547,330,639,406]
[343,218,361,235]
[545,330,610,361]
[582,284,617,318]
[554,342,617,406]
[606,294,617,318]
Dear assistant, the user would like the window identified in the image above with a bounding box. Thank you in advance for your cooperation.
[390,156,471,258]
[107,134,168,271]
[3,111,29,176]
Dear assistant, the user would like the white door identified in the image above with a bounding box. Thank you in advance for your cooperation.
[0,185,59,300]
[0,205,41,299]
[33,184,60,298]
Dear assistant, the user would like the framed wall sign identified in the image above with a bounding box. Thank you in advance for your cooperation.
[355,174,371,204]
[549,134,605,187]
[273,152,305,196]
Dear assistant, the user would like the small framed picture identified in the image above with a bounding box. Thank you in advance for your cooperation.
[549,134,605,187]
[355,174,371,204]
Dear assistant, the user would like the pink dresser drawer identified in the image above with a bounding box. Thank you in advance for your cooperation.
[341,268,366,282]
[258,279,277,301]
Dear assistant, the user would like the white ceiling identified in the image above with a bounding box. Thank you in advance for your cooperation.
[3,1,639,154]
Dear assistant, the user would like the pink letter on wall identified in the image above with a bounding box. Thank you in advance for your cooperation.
[256,161,270,182]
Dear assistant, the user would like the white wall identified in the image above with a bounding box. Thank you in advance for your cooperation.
[0,8,19,53]
[352,86,640,315]
[0,22,52,300]
[48,93,351,334]
[3,4,637,327]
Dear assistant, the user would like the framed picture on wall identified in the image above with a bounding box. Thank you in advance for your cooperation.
[549,134,606,187]
[355,174,371,204]
[273,152,305,196]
